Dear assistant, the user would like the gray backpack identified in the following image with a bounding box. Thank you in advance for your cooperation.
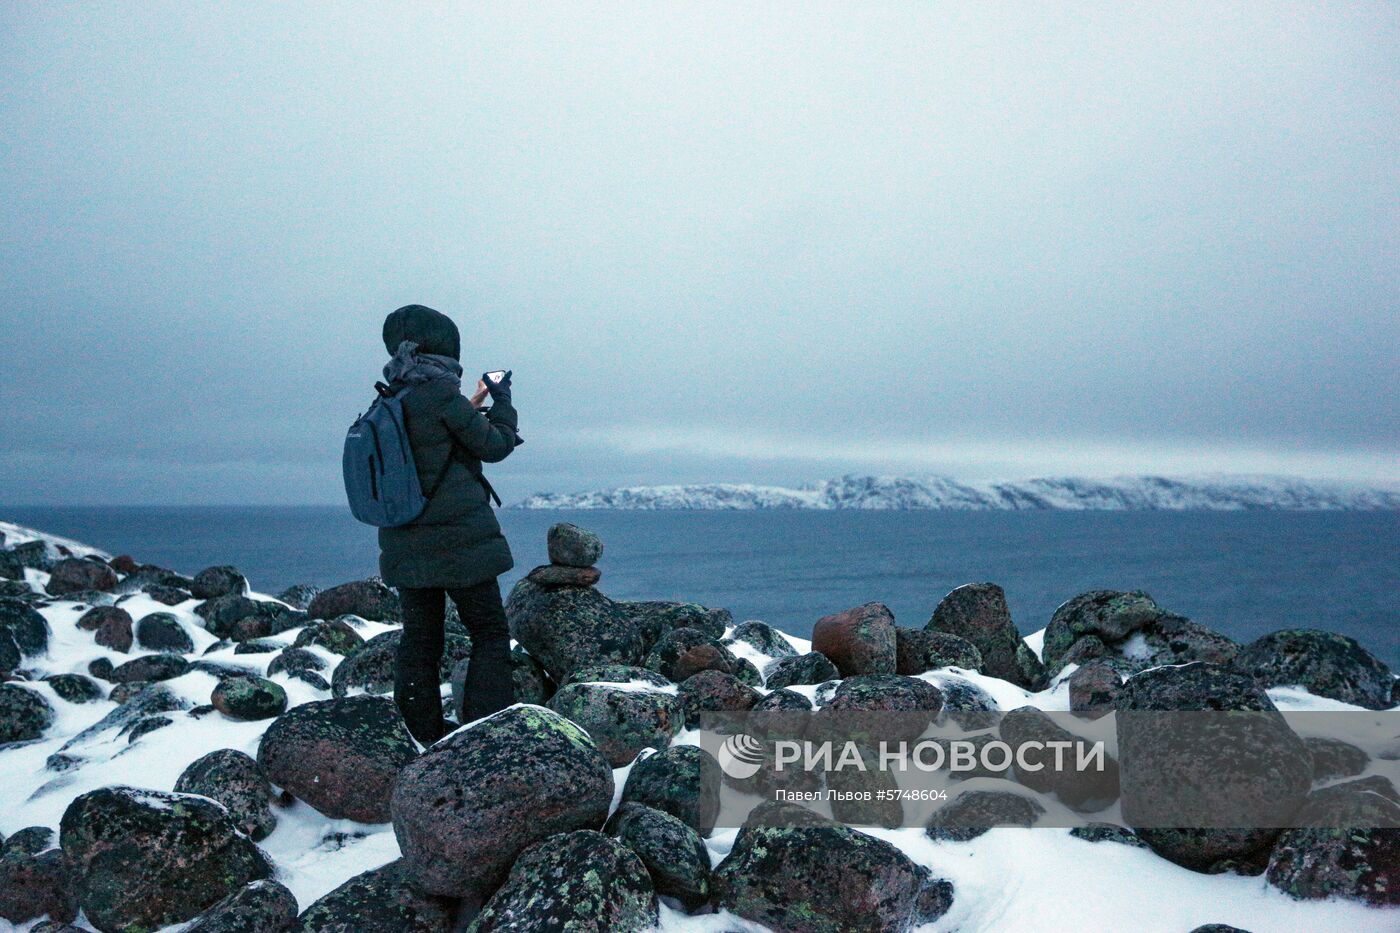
[343,383,436,527]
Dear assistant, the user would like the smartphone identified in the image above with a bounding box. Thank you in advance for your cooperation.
[484,370,507,385]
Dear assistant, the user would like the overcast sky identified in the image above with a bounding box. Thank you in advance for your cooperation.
[2,2,1397,505]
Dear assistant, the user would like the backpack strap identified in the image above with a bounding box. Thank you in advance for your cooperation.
[388,380,504,509]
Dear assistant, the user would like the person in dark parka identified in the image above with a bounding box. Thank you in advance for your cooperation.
[377,304,519,743]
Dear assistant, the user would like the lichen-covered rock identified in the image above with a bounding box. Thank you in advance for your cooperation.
[470,830,658,932]
[526,563,602,587]
[108,652,189,684]
[547,680,683,766]
[2,826,55,857]
[507,579,643,682]
[1266,778,1400,905]
[1000,706,1120,811]
[1068,663,1122,719]
[895,627,983,674]
[59,786,273,933]
[724,619,798,660]
[926,583,1045,689]
[183,879,298,933]
[618,600,728,647]
[135,612,195,653]
[678,669,760,729]
[0,628,19,674]
[42,669,101,706]
[306,579,400,622]
[547,521,605,567]
[211,675,287,721]
[714,811,931,933]
[277,584,321,611]
[1042,589,1161,666]
[1070,822,1150,848]
[267,646,325,677]
[234,639,281,655]
[812,601,897,677]
[146,584,193,606]
[1304,737,1369,782]
[258,695,418,823]
[391,705,615,903]
[1,597,51,655]
[763,651,840,690]
[175,749,278,841]
[0,683,54,742]
[1115,662,1312,872]
[331,629,471,697]
[816,674,943,743]
[293,859,456,933]
[0,848,77,926]
[46,557,119,596]
[195,595,267,637]
[1231,628,1394,710]
[620,745,722,837]
[93,608,134,652]
[925,788,1046,842]
[291,617,364,656]
[644,626,741,682]
[77,604,129,633]
[604,802,711,910]
[190,565,249,600]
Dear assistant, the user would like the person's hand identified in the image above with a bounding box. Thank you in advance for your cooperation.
[469,379,489,409]
[484,370,512,402]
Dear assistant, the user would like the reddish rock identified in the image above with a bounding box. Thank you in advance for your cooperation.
[257,695,417,823]
[76,605,131,633]
[527,564,602,588]
[1069,663,1122,719]
[93,611,134,653]
[306,579,400,622]
[678,670,760,729]
[812,602,897,677]
[46,558,119,596]
[927,583,1045,690]
[0,849,78,925]
[109,555,141,575]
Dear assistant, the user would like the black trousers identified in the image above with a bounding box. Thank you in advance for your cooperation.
[396,578,514,744]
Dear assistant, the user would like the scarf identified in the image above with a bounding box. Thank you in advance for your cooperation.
[383,340,463,389]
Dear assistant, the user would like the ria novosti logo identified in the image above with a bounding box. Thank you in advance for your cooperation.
[717,733,766,779]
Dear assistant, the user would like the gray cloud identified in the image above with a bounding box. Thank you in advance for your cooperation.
[2,3,1396,504]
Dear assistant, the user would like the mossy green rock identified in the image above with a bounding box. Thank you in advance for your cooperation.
[714,815,932,933]
[507,579,644,682]
[604,802,710,910]
[926,582,1044,689]
[548,680,683,766]
[724,619,798,660]
[331,629,470,697]
[1265,779,1400,906]
[620,745,721,837]
[212,675,287,721]
[763,651,839,690]
[894,627,983,674]
[175,749,278,841]
[0,683,54,742]
[391,705,614,903]
[469,830,657,932]
[134,612,195,653]
[184,879,298,933]
[60,786,273,933]
[291,618,364,657]
[294,859,455,932]
[1232,628,1394,710]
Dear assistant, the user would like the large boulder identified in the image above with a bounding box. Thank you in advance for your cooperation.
[926,583,1045,689]
[291,618,364,656]
[257,695,418,823]
[175,749,278,841]
[507,579,643,682]
[331,630,471,697]
[547,522,604,567]
[277,583,321,611]
[0,597,50,654]
[46,557,119,596]
[999,706,1120,811]
[183,879,298,933]
[92,609,134,652]
[306,579,400,622]
[59,786,272,933]
[0,848,77,926]
[1265,779,1400,906]
[895,627,982,674]
[1231,629,1394,710]
[604,802,711,910]
[619,745,722,837]
[547,681,683,767]
[108,652,189,683]
[293,860,456,933]
[1115,662,1313,872]
[925,788,1046,842]
[190,565,249,600]
[561,664,672,689]
[77,604,130,633]
[43,673,103,704]
[812,602,897,677]
[135,612,195,653]
[195,595,289,641]
[644,626,741,682]
[763,651,839,689]
[816,674,943,742]
[714,811,934,933]
[0,683,54,742]
[470,830,658,932]
[619,600,727,646]
[1068,663,1122,719]
[390,705,615,904]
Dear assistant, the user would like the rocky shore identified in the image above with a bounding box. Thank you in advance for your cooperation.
[0,518,1396,932]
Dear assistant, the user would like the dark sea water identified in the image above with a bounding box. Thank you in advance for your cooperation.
[5,507,1397,667]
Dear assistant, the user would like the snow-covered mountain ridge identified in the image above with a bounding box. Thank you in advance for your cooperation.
[514,474,1400,511]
